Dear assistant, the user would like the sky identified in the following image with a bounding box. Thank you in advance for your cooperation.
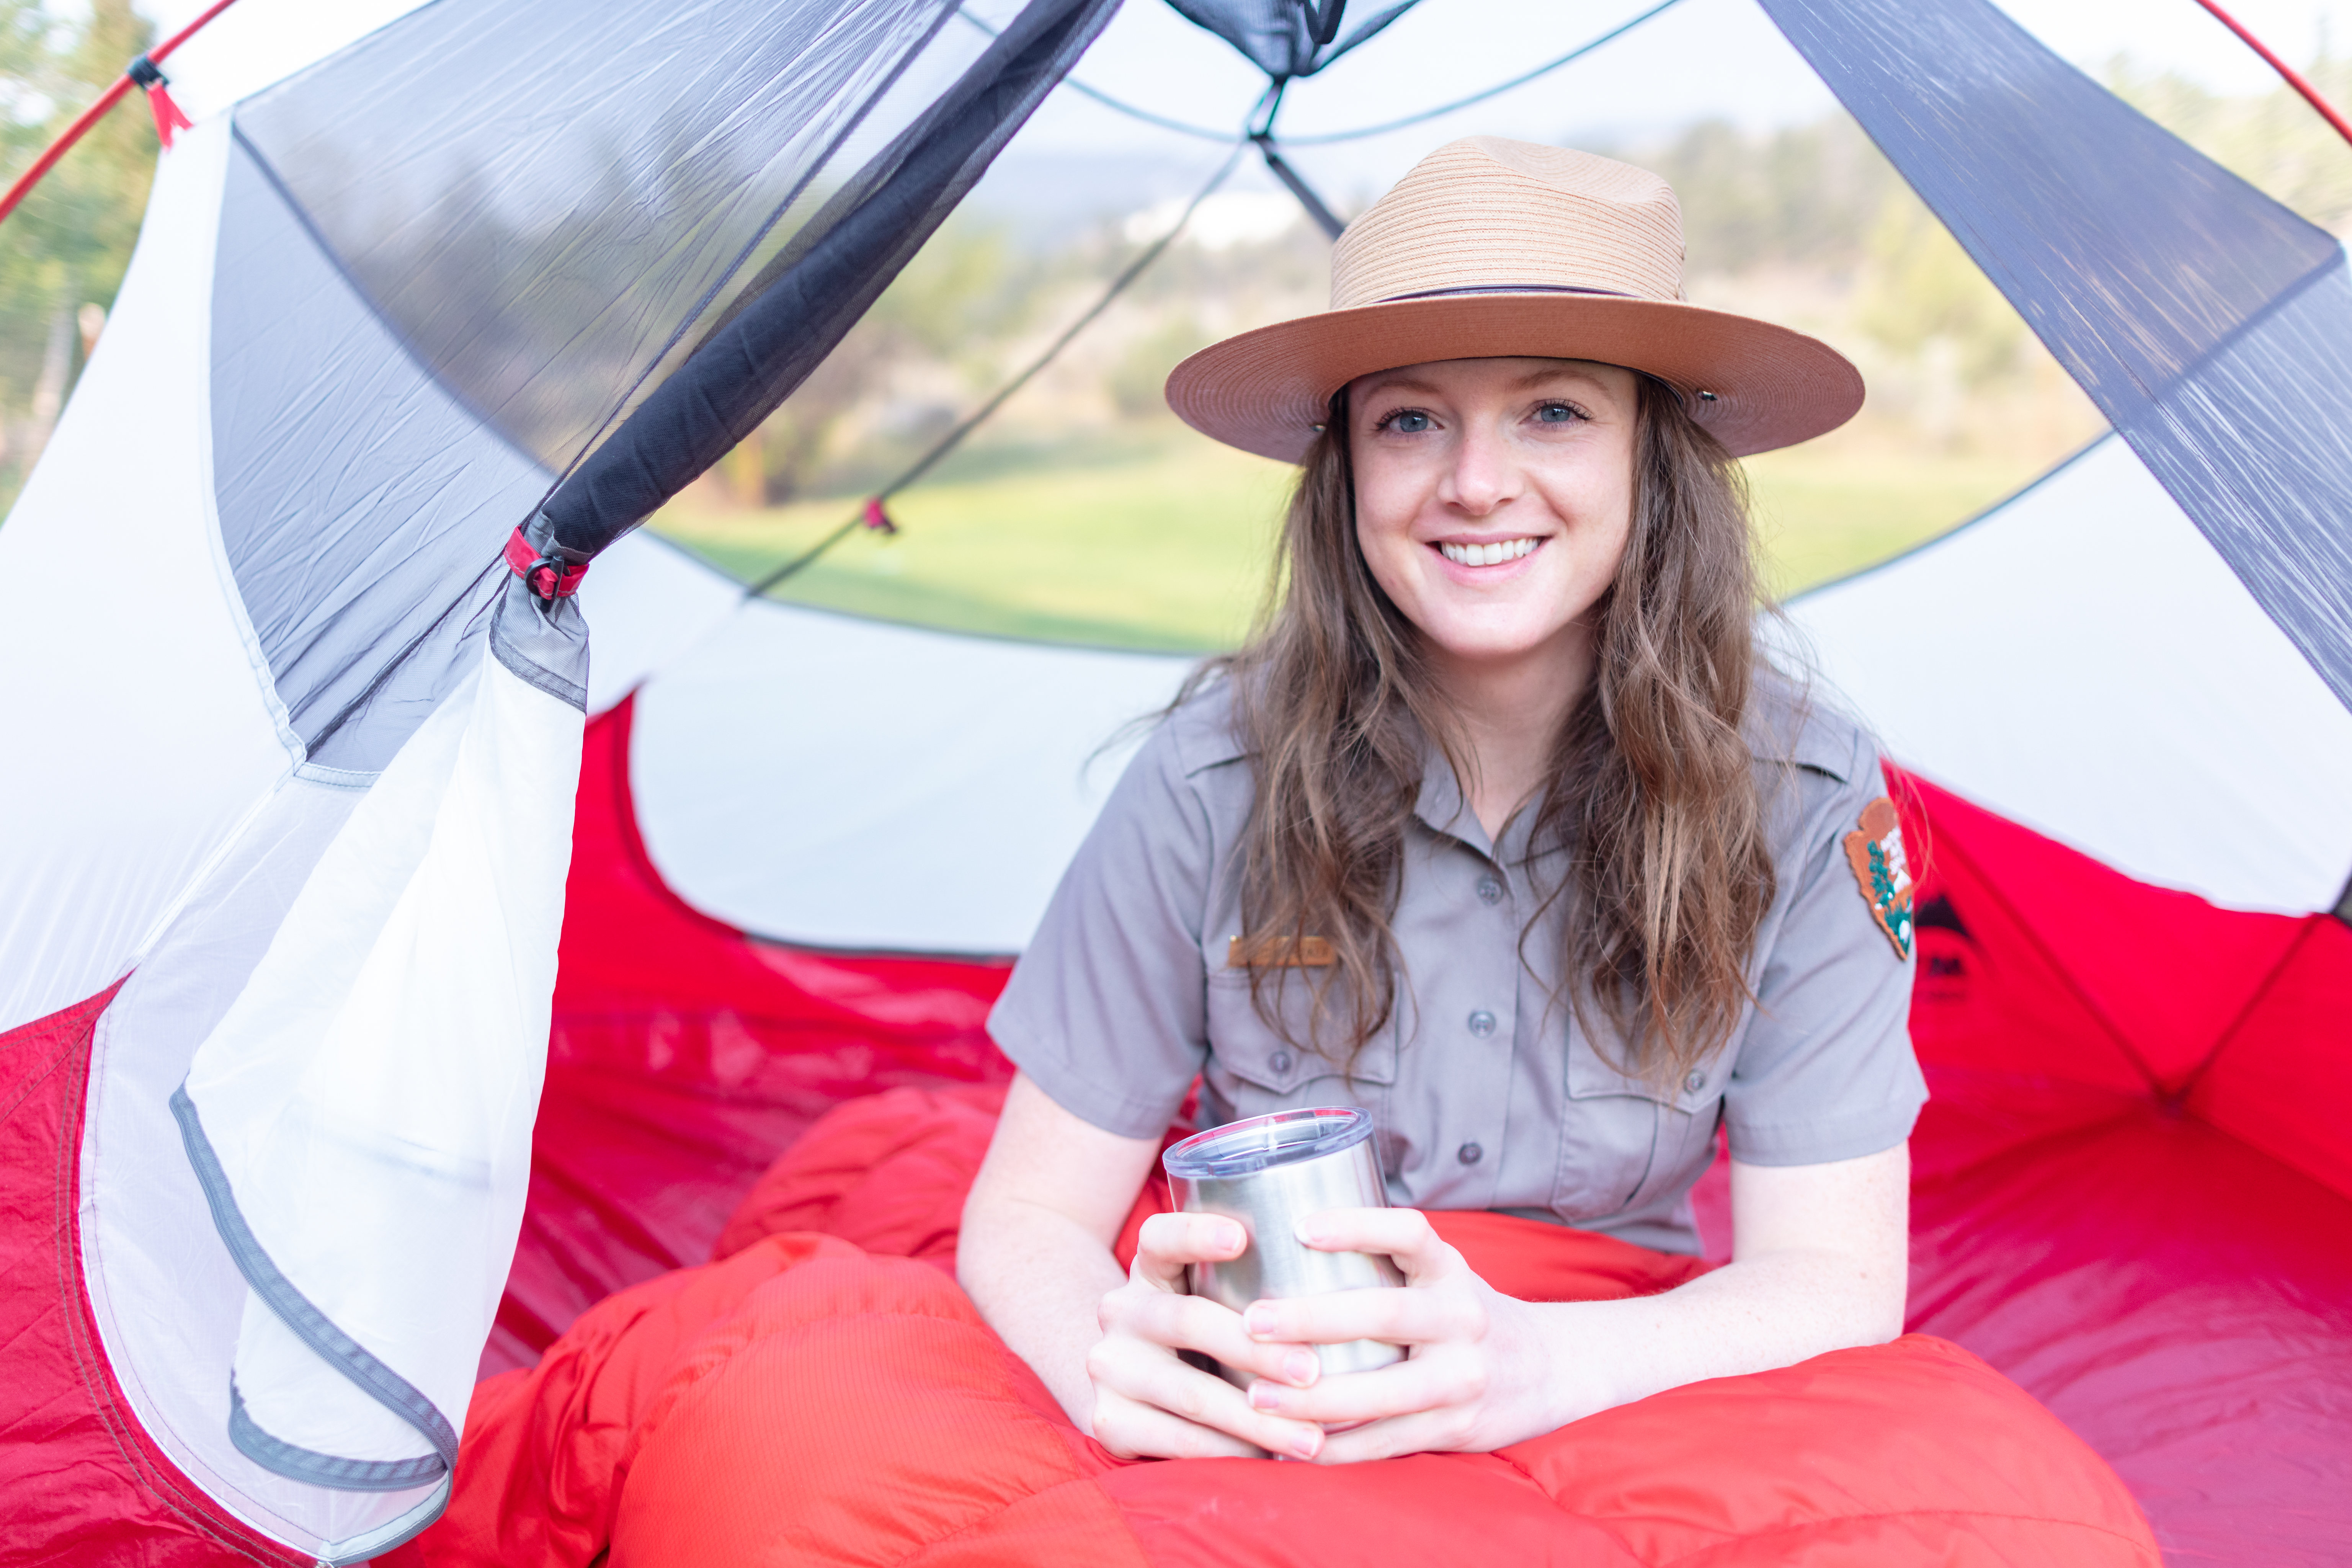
[138,0,2352,219]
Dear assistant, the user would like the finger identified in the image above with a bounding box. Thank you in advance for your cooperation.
[1248,1354,1482,1426]
[1243,1285,1483,1348]
[1108,1290,1322,1388]
[1089,1388,1266,1461]
[1131,1211,1247,1290]
[1295,1208,1459,1279]
[1312,1403,1485,1465]
[1089,1336,1326,1460]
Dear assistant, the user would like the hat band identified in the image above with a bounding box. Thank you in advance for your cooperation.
[1372,283,1640,304]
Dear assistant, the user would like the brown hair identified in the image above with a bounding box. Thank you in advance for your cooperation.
[1186,374,1776,1085]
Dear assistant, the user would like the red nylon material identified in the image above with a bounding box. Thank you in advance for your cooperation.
[500,527,588,598]
[0,982,307,1568]
[142,81,193,150]
[1895,767,2352,1563]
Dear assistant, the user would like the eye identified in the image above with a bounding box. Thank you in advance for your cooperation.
[1375,408,1434,434]
[1534,401,1586,425]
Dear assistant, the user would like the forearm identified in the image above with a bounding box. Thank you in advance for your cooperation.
[1536,1245,1906,1425]
[957,1193,1126,1432]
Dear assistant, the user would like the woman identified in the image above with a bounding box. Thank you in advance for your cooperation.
[414,139,2154,1568]
[960,136,1923,1465]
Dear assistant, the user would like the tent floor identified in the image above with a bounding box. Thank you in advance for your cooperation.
[1906,1066,2352,1566]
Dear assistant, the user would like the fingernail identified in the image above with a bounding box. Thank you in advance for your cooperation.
[1291,1430,1321,1460]
[1217,1222,1245,1252]
[1295,1219,1327,1246]
[1249,1382,1282,1411]
[1244,1304,1276,1336]
[1283,1351,1319,1385]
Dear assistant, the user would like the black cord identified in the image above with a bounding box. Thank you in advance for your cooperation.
[743,136,1252,598]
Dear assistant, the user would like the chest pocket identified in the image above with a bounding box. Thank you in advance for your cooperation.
[1556,1024,1725,1222]
[1202,970,1399,1134]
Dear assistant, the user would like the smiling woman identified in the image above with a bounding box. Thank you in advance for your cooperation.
[954,137,2003,1472]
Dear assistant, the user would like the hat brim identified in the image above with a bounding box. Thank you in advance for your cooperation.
[1165,293,1864,462]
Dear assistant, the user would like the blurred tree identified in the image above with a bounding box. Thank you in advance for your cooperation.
[1852,194,2025,387]
[747,215,1038,503]
[1,0,155,511]
[1632,114,1897,275]
[1106,314,1207,420]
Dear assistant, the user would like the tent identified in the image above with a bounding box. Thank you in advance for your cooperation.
[0,0,2346,1561]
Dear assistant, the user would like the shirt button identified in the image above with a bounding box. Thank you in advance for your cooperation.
[1476,876,1503,905]
[1684,1069,1705,1092]
[1457,1141,1483,1166]
[1270,1049,1294,1075]
[1467,1009,1496,1038]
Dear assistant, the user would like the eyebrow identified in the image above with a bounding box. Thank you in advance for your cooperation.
[1355,363,1614,404]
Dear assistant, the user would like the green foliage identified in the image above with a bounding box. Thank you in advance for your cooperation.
[1106,313,1208,420]
[1619,115,1898,275]
[0,0,155,510]
[1851,196,2025,385]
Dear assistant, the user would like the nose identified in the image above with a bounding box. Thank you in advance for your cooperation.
[1436,416,1521,518]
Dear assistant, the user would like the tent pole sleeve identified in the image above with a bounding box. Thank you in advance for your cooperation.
[533,0,1121,560]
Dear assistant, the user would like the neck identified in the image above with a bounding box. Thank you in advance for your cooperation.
[1428,620,1597,842]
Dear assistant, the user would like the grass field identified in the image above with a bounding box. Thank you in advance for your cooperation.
[650,428,2064,651]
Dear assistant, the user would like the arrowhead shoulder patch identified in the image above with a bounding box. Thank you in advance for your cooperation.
[1842,796,1916,960]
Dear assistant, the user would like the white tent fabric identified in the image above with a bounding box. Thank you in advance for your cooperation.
[1788,434,2352,915]
[2,116,585,1561]
[629,584,1195,954]
[0,121,292,1040]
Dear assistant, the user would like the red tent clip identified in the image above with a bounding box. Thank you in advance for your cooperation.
[503,526,588,599]
[861,497,899,535]
[125,55,193,150]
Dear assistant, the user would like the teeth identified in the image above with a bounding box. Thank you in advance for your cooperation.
[1439,538,1539,566]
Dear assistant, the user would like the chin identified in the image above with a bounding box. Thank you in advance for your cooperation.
[1419,619,1567,665]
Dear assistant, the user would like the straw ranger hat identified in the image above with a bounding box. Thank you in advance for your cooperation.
[1166,137,1863,461]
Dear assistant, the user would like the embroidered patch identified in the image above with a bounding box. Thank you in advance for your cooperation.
[1842,796,1916,960]
[1228,934,1335,969]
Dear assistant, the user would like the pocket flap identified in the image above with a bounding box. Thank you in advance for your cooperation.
[1205,971,1399,1091]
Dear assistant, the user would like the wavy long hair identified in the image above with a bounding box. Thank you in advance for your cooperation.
[1187,374,1776,1085]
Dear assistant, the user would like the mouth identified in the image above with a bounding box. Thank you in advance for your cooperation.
[1435,537,1542,567]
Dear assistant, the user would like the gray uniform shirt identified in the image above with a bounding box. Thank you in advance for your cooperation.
[988,674,1925,1255]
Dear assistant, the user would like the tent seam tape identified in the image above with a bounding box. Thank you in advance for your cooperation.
[193,116,307,774]
[167,1084,459,1481]
[2166,914,2322,1106]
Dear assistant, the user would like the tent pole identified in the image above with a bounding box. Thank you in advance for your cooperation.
[2189,0,2352,150]
[0,0,243,232]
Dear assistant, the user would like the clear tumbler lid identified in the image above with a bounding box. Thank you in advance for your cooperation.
[1162,1107,1373,1180]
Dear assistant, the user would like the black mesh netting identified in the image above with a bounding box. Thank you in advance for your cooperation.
[208,0,1115,770]
[1764,0,2352,713]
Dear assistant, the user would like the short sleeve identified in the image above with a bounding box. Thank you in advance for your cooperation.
[986,715,1217,1139]
[1723,747,1928,1168]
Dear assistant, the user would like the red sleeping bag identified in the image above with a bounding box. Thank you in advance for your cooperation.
[399,1087,2157,1567]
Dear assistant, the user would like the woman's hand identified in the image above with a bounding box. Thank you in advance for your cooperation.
[1233,1207,1579,1463]
[1087,1212,1332,1462]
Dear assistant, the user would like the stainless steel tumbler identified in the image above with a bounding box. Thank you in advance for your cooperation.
[1162,1107,1406,1387]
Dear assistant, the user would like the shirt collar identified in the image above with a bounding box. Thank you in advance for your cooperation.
[1411,731,1558,871]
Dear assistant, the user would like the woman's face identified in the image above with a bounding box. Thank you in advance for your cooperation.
[1348,357,1638,672]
